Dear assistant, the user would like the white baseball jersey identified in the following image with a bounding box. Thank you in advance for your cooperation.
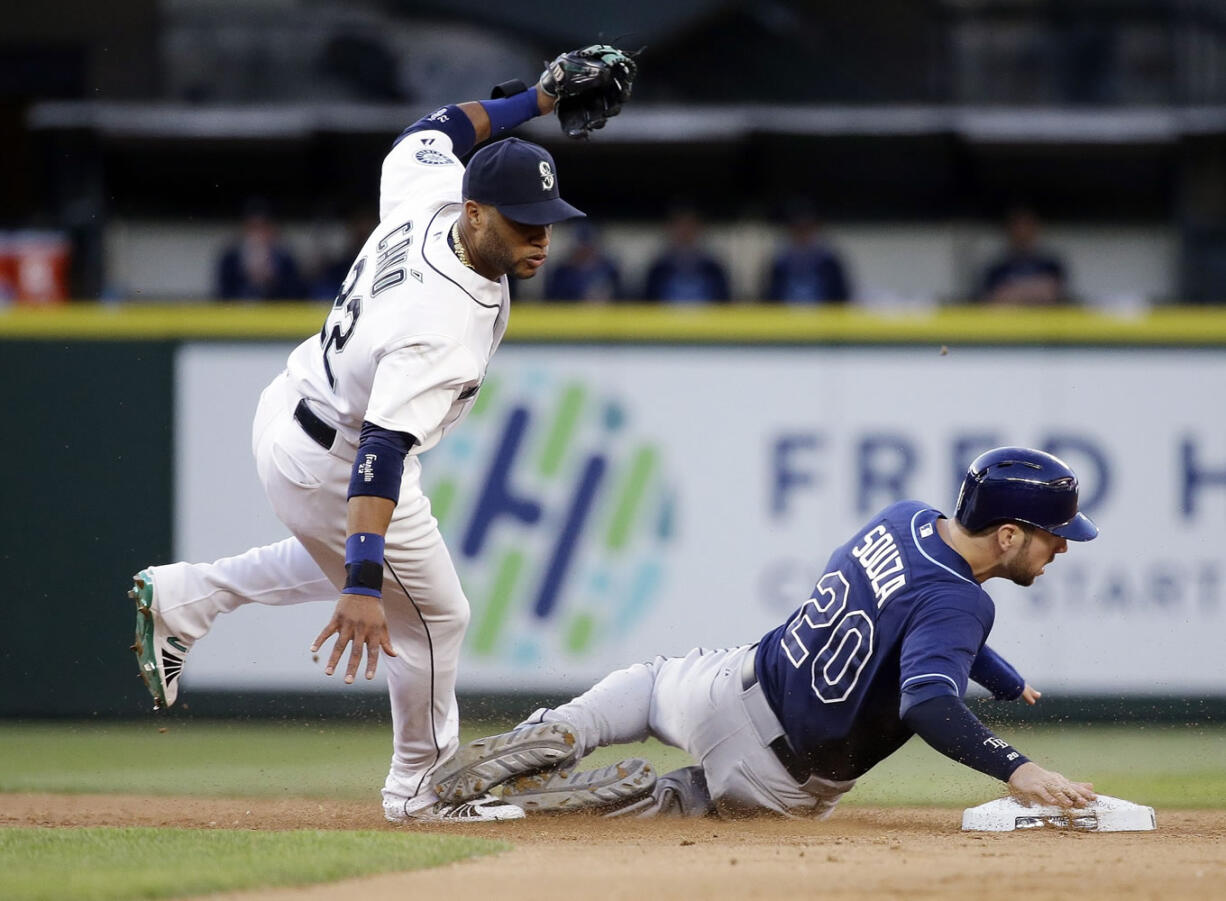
[286,128,508,456]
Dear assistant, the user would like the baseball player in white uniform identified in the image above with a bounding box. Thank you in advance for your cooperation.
[129,47,638,823]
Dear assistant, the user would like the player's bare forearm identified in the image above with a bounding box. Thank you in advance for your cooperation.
[347,494,395,536]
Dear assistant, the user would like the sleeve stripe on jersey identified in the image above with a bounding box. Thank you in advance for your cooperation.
[909,509,975,585]
[901,672,961,692]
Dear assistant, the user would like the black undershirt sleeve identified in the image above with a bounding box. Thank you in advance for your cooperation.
[901,694,1030,783]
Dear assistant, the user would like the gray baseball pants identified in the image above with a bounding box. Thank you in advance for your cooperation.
[524,643,856,817]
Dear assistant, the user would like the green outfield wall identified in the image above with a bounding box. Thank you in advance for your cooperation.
[3,304,1224,719]
[0,340,175,715]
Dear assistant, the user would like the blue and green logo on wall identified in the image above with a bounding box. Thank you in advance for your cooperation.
[423,369,676,665]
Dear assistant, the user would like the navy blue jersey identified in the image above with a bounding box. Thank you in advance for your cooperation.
[756,500,995,781]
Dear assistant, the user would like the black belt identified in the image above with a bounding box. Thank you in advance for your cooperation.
[740,648,813,785]
[294,398,337,450]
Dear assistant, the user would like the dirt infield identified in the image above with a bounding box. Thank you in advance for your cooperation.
[4,794,1224,901]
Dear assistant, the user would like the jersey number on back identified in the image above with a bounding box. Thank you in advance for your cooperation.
[320,257,366,389]
[319,220,414,390]
[781,570,875,704]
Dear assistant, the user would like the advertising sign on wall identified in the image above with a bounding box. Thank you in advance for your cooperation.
[176,344,1226,695]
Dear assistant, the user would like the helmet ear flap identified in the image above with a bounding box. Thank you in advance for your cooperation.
[953,466,984,528]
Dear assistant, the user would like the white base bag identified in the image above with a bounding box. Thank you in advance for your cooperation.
[962,794,1156,832]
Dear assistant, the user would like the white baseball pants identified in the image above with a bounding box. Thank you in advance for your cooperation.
[149,371,467,809]
[528,643,856,818]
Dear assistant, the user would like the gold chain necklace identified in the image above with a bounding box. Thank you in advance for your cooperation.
[451,220,476,272]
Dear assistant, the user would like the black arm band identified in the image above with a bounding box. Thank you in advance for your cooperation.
[344,560,384,596]
[491,78,528,98]
[902,694,1030,783]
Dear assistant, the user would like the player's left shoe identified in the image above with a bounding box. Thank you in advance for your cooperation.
[495,757,657,814]
[383,792,526,824]
[129,569,191,710]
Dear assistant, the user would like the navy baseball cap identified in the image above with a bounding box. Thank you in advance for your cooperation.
[462,138,585,225]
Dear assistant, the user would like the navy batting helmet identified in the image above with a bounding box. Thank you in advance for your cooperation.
[954,447,1098,541]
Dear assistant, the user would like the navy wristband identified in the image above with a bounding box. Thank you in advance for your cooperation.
[344,533,385,597]
[480,87,540,137]
[346,532,385,564]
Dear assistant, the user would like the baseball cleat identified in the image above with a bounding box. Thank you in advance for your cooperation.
[432,721,581,803]
[129,569,191,710]
[384,792,525,824]
[602,765,714,819]
[496,757,656,814]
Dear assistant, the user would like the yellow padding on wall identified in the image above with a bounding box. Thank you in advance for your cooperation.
[4,302,1226,345]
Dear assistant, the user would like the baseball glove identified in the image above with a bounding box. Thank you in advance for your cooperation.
[540,44,639,139]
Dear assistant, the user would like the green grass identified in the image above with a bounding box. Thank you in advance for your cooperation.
[0,721,392,799]
[0,826,506,901]
[1,720,1223,809]
[847,724,1226,808]
[0,720,1220,900]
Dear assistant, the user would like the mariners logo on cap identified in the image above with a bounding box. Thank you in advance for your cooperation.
[539,161,555,191]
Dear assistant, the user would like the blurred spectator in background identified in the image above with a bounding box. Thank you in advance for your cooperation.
[763,201,852,304]
[643,206,731,304]
[978,207,1069,306]
[544,222,623,302]
[216,199,306,301]
[309,211,377,301]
